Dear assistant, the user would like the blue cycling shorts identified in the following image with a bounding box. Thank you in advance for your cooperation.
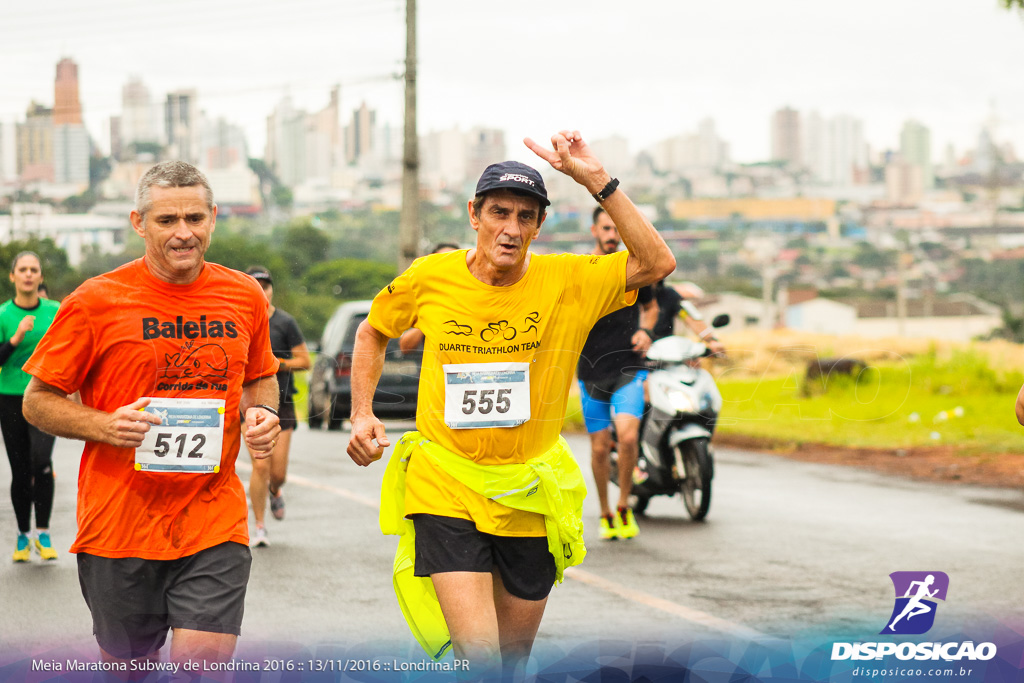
[577,371,647,434]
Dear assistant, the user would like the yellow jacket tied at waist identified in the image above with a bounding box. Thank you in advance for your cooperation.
[379,431,588,660]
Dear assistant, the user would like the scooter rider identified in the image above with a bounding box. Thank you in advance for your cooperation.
[577,206,658,540]
[652,280,725,355]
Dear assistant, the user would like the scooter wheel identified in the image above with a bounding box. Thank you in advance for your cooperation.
[632,495,651,516]
[679,437,712,521]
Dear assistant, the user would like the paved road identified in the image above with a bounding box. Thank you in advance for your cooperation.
[2,423,1023,677]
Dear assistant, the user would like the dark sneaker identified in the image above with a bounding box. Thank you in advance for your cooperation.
[269,487,285,521]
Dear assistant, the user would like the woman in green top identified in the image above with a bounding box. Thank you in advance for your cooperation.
[0,252,60,562]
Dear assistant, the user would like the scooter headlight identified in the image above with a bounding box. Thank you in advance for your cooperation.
[663,386,697,414]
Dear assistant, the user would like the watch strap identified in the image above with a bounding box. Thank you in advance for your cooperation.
[593,177,620,202]
[252,404,279,417]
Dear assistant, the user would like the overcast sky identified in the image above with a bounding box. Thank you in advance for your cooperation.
[2,0,1022,165]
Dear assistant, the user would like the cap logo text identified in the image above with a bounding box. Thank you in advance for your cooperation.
[499,173,535,187]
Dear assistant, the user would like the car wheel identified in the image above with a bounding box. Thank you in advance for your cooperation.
[327,398,347,431]
[307,391,325,430]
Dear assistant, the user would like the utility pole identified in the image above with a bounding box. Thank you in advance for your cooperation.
[398,0,419,271]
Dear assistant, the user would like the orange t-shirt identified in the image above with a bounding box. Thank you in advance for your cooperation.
[24,258,280,560]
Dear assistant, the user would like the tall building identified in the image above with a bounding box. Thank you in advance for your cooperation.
[200,118,248,170]
[0,122,15,181]
[647,119,729,173]
[17,102,55,183]
[306,86,342,181]
[421,127,468,189]
[266,97,309,187]
[165,89,199,163]
[827,114,867,187]
[771,107,801,168]
[109,116,123,162]
[52,57,89,186]
[589,135,631,177]
[802,110,828,181]
[346,102,375,165]
[465,127,506,182]
[53,57,83,125]
[885,160,923,204]
[900,120,933,190]
[53,124,90,186]
[122,77,161,154]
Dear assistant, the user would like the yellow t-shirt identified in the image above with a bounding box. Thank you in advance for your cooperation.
[367,249,636,536]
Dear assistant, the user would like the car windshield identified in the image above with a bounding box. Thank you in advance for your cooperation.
[342,313,369,348]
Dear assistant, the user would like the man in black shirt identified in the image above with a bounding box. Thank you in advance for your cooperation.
[652,280,725,354]
[245,267,310,547]
[577,207,658,540]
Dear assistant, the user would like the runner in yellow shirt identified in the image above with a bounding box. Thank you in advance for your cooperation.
[347,130,676,680]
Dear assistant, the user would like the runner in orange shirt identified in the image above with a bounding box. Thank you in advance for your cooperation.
[22,161,281,672]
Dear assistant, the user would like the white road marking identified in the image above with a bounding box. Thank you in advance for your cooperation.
[236,461,770,640]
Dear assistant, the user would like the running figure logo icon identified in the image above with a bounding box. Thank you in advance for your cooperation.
[881,571,949,635]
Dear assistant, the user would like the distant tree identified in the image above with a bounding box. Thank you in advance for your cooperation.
[271,185,293,209]
[276,219,330,278]
[89,155,112,188]
[78,243,139,278]
[204,232,289,278]
[725,263,760,280]
[130,141,163,158]
[1002,0,1023,9]
[302,258,396,302]
[852,241,895,269]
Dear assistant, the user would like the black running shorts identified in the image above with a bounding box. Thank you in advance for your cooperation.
[77,541,252,659]
[278,398,297,431]
[411,514,555,601]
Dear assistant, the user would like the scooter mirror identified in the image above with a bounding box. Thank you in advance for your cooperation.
[711,313,730,328]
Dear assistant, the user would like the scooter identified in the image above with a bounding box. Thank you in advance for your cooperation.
[609,314,729,521]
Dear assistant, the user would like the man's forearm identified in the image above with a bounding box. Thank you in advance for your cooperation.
[24,381,107,442]
[600,189,675,289]
[350,320,389,418]
[640,301,659,331]
[241,375,280,414]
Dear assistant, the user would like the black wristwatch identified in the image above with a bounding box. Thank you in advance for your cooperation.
[252,404,279,417]
[593,177,620,202]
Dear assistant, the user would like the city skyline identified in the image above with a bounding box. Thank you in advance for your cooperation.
[1,0,1022,165]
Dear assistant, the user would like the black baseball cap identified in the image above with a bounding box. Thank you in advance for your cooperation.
[246,266,273,286]
[474,161,550,208]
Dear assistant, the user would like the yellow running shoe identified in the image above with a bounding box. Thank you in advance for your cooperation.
[598,515,619,541]
[34,532,58,561]
[617,507,639,539]
[13,534,30,562]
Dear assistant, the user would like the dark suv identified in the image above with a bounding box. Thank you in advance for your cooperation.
[307,301,422,430]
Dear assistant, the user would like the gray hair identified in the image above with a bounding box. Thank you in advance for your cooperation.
[135,161,215,220]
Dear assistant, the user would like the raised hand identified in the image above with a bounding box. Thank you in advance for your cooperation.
[524,130,610,194]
